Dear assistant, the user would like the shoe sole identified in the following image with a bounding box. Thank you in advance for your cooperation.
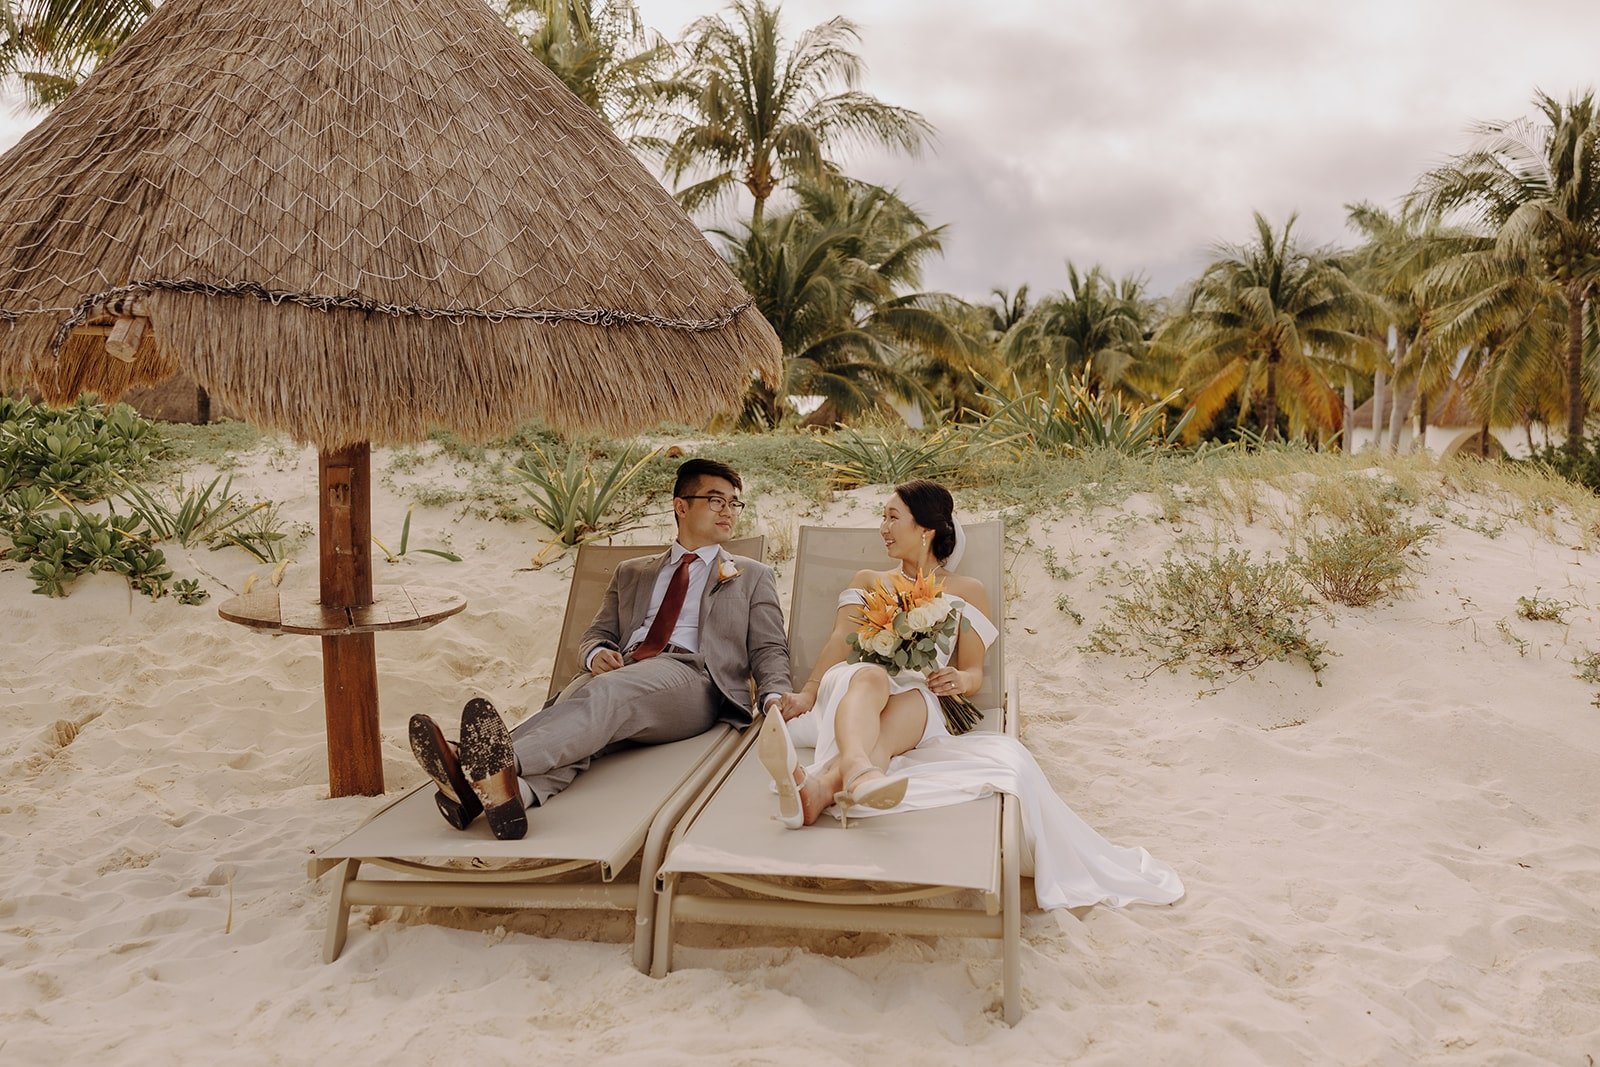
[757,713,803,829]
[458,698,528,841]
[836,773,909,822]
[852,776,909,810]
[408,714,481,830]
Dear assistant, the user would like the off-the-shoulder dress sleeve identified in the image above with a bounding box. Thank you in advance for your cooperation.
[950,596,999,648]
[837,587,868,608]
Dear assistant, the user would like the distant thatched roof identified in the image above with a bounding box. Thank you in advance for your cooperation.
[0,0,779,446]
[1352,380,1477,428]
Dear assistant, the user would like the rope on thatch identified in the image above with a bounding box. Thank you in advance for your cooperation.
[0,278,753,356]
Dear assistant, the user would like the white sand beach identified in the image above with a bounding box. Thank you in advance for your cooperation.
[4,440,1599,1065]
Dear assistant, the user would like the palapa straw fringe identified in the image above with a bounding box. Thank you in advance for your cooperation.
[0,0,780,445]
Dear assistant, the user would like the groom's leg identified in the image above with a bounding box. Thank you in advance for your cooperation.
[510,654,720,805]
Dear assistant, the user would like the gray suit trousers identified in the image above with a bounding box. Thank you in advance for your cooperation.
[509,652,721,805]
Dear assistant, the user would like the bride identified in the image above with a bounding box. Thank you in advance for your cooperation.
[761,478,1184,911]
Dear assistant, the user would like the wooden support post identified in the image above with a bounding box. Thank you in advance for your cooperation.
[318,444,382,797]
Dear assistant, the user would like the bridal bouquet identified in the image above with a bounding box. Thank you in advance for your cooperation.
[846,570,983,734]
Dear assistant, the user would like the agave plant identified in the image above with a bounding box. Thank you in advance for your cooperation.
[512,442,659,550]
[977,371,1193,455]
[816,424,978,488]
[112,473,267,548]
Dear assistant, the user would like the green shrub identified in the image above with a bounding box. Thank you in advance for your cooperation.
[210,500,293,562]
[4,505,171,598]
[373,506,463,563]
[512,443,659,547]
[0,395,158,498]
[1516,593,1571,623]
[0,398,289,596]
[1053,594,1083,625]
[1295,521,1434,607]
[1086,549,1331,683]
[817,424,976,487]
[171,578,209,605]
[1573,647,1600,684]
[113,473,267,547]
[1523,437,1600,495]
[976,370,1192,456]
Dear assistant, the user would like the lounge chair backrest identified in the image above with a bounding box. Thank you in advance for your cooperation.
[789,521,1005,730]
[546,535,766,703]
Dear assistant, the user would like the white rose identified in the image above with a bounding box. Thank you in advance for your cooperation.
[868,628,901,657]
[906,603,940,630]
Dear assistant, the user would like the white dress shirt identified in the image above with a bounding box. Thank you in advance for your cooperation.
[623,542,721,653]
[582,543,719,670]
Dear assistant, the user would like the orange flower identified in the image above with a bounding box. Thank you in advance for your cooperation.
[891,568,943,609]
[855,582,901,639]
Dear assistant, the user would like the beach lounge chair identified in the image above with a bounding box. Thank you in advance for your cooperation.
[649,522,1024,1023]
[310,536,764,973]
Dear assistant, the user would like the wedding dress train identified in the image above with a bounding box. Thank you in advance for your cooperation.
[787,588,1183,910]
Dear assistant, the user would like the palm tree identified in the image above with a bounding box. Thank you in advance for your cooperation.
[983,285,1030,337]
[1410,90,1600,456]
[505,0,672,137]
[998,263,1156,398]
[1163,212,1384,442]
[1,0,151,109]
[1345,200,1483,450]
[717,179,967,427]
[1417,243,1573,434]
[657,0,932,229]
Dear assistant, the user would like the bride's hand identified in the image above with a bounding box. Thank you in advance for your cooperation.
[927,667,967,697]
[777,690,815,720]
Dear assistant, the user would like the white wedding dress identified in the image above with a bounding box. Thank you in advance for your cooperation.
[787,587,1184,911]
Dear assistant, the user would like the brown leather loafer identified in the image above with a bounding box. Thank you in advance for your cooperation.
[458,698,528,841]
[408,713,482,830]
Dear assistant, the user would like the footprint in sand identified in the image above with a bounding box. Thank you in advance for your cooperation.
[8,712,101,775]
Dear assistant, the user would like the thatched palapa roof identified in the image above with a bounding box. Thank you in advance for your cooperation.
[0,0,779,446]
[1352,381,1479,428]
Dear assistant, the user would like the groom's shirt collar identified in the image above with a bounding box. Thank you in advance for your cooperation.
[670,541,722,568]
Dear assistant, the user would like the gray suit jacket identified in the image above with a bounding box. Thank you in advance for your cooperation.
[577,546,791,723]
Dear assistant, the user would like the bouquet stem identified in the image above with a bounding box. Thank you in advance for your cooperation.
[938,694,984,735]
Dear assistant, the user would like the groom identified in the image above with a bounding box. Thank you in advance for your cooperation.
[409,458,791,840]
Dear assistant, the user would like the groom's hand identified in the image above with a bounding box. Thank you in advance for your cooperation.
[590,648,624,674]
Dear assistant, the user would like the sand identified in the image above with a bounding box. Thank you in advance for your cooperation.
[3,440,1598,1065]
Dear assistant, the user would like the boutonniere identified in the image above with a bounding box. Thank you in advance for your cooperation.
[710,557,741,594]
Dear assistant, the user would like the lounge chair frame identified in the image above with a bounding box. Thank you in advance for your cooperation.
[649,523,1024,1023]
[311,536,764,973]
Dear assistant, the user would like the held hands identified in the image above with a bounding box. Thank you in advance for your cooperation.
[590,648,624,675]
[775,690,816,720]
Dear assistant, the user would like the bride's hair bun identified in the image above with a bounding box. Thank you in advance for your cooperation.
[893,479,957,561]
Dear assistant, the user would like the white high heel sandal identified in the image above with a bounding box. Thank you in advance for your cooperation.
[757,710,805,829]
[833,766,908,829]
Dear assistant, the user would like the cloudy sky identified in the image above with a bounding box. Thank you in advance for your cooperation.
[3,0,1596,301]
[632,0,1600,299]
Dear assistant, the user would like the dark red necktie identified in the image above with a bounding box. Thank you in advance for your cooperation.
[632,554,696,661]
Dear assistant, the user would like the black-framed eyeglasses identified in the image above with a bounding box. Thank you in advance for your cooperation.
[678,494,746,513]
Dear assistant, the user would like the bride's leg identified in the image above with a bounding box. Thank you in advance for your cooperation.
[797,756,837,826]
[834,674,926,790]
